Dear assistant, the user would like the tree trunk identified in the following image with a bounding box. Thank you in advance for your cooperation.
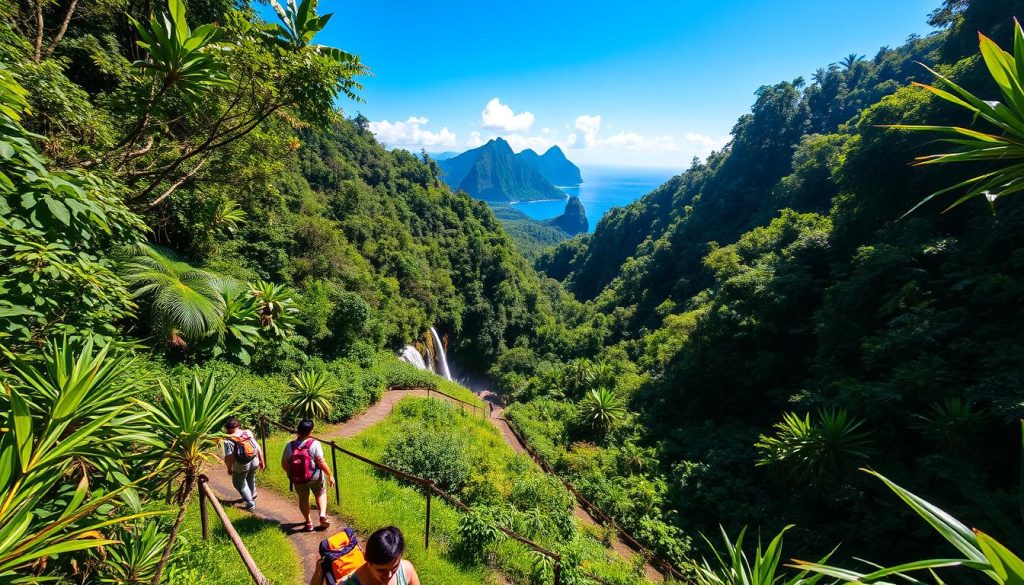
[150,485,192,585]
[33,0,44,63]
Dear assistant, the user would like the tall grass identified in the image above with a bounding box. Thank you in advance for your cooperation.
[165,502,303,585]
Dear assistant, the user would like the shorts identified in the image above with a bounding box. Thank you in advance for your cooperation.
[295,474,325,499]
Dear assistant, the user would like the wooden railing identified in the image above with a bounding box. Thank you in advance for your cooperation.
[502,417,687,582]
[259,412,614,585]
[197,474,269,585]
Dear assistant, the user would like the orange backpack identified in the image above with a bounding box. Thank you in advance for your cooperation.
[319,528,366,584]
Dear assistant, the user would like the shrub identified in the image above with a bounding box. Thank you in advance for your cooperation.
[325,358,384,421]
[508,473,575,539]
[180,361,289,427]
[381,425,471,493]
[454,506,505,563]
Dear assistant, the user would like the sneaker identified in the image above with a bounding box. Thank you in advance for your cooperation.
[319,516,331,530]
[303,521,314,532]
[244,503,256,512]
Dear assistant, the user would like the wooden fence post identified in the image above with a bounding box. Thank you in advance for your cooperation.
[199,476,210,540]
[331,444,340,504]
[259,418,268,461]
[424,482,433,551]
[553,558,561,585]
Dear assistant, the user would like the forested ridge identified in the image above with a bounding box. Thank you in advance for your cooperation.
[505,0,1024,573]
[4,0,1024,582]
[0,0,564,581]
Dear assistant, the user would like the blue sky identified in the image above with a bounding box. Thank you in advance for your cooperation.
[307,0,940,169]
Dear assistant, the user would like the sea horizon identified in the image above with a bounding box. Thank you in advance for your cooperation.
[510,163,679,231]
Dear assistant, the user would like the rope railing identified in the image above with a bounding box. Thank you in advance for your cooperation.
[259,411,615,585]
[502,417,687,582]
[197,474,270,585]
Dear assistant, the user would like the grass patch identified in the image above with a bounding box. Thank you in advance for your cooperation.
[166,499,303,585]
[258,396,648,584]
[260,427,495,584]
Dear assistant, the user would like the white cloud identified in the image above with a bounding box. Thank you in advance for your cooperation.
[569,115,602,148]
[502,133,557,153]
[603,132,679,152]
[680,133,730,158]
[467,131,485,148]
[481,98,535,132]
[367,116,457,148]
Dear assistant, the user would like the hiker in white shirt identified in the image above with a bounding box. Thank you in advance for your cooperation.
[223,418,265,511]
[281,419,335,531]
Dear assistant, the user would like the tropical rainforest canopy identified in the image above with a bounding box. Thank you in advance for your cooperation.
[3,0,1024,583]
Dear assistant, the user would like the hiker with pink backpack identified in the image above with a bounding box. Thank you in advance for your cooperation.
[281,419,336,531]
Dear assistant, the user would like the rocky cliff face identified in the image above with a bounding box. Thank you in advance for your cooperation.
[547,196,589,235]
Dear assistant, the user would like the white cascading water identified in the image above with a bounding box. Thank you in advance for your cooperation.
[429,326,453,381]
[398,345,427,370]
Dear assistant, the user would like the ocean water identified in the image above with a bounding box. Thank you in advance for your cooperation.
[510,165,677,232]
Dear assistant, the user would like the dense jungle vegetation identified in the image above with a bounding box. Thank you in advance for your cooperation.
[507,0,1024,575]
[4,0,1024,582]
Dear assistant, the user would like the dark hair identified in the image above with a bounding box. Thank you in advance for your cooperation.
[365,526,405,564]
[224,418,240,430]
[297,420,314,436]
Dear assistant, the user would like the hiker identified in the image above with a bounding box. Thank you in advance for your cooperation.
[282,419,336,531]
[312,526,420,585]
[222,417,265,511]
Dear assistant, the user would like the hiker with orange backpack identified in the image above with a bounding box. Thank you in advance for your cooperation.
[282,419,336,531]
[223,417,265,511]
[312,526,421,585]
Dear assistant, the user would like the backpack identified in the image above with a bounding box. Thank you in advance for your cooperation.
[229,432,258,464]
[319,528,365,584]
[288,439,316,484]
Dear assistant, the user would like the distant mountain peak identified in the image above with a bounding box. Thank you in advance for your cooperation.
[436,138,582,202]
[436,139,565,202]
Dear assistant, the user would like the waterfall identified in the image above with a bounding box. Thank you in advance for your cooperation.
[429,327,453,381]
[396,328,452,381]
[398,345,427,370]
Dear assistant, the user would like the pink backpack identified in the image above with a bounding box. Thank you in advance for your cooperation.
[288,439,316,484]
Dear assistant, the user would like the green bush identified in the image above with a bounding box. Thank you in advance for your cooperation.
[381,425,471,493]
[508,473,575,539]
[453,506,505,563]
[178,360,290,428]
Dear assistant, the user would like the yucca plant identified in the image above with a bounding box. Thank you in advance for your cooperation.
[578,386,627,438]
[755,409,874,486]
[793,469,1024,585]
[131,0,227,100]
[892,18,1024,215]
[257,0,368,101]
[249,280,299,338]
[287,369,336,421]
[100,520,170,584]
[0,339,164,581]
[694,526,832,585]
[119,244,223,351]
[143,373,234,585]
[209,198,247,236]
[913,398,985,455]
